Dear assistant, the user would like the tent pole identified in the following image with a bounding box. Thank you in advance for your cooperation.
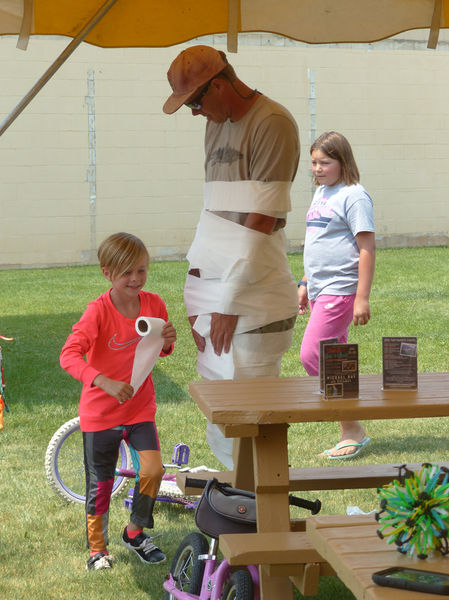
[227,0,240,53]
[0,0,120,136]
[427,0,442,49]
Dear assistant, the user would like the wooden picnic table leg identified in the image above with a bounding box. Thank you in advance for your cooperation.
[253,423,293,600]
[232,436,255,490]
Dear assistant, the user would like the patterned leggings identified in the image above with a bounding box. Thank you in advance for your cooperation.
[82,421,164,553]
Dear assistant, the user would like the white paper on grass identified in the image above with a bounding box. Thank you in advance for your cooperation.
[130,316,164,395]
[346,506,376,516]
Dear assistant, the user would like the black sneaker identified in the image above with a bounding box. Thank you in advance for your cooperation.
[121,527,166,564]
[86,552,113,570]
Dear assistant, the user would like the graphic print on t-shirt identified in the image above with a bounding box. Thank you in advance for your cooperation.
[208,145,243,167]
[306,196,334,233]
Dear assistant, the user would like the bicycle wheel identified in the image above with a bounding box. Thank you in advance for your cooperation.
[44,417,132,504]
[221,570,254,600]
[163,532,209,600]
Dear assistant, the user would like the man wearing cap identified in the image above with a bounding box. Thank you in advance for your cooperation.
[163,45,300,469]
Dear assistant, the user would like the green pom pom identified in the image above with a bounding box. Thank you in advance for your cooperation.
[376,463,449,558]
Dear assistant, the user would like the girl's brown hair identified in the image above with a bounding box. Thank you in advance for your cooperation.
[97,232,149,279]
[311,131,360,186]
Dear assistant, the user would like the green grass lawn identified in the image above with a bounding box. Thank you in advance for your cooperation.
[0,247,448,599]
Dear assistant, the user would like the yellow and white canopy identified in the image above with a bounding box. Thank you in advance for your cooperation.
[0,0,448,52]
[0,0,447,134]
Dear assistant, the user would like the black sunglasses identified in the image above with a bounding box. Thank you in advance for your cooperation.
[185,80,212,111]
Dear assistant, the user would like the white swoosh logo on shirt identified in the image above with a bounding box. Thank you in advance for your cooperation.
[108,334,141,351]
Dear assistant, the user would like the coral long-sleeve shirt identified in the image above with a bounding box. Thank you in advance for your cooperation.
[60,290,172,432]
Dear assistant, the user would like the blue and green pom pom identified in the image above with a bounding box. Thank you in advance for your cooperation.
[376,463,449,559]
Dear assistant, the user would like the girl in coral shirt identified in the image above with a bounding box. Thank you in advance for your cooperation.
[60,232,176,570]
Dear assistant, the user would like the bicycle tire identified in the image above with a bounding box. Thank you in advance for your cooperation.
[221,569,254,600]
[44,416,132,504]
[163,532,209,600]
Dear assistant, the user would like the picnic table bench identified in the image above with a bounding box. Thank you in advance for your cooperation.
[177,461,449,495]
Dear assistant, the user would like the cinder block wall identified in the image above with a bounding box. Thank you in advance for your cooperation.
[0,31,448,268]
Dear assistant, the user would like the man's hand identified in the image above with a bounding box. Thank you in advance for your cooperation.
[210,313,238,356]
[93,374,134,404]
[188,315,206,352]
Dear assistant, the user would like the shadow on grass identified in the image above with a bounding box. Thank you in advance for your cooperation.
[152,366,191,405]
[367,432,448,457]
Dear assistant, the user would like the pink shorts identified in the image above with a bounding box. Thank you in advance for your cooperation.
[300,294,355,376]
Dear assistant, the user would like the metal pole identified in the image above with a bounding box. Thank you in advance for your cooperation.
[0,0,120,136]
[86,69,98,263]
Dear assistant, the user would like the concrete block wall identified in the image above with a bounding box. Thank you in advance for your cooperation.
[0,31,448,268]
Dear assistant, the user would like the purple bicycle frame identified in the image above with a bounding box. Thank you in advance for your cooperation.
[163,558,259,599]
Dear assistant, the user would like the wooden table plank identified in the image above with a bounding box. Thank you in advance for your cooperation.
[307,515,449,600]
[189,373,449,425]
[219,531,325,565]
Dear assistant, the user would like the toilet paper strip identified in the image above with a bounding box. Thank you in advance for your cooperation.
[130,317,165,395]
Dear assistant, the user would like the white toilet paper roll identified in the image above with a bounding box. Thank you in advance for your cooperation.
[135,316,164,337]
[130,317,165,395]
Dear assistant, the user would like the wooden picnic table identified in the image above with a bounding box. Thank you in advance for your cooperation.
[307,514,449,599]
[189,372,449,600]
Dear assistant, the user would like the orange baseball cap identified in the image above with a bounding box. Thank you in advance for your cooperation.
[163,45,227,114]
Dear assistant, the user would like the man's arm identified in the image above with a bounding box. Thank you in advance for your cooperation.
[243,212,277,234]
[209,213,276,354]
[210,112,299,353]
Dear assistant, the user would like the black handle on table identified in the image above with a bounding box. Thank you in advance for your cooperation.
[184,477,208,489]
[289,494,321,515]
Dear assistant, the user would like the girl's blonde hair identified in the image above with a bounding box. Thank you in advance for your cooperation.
[311,131,360,186]
[97,232,149,279]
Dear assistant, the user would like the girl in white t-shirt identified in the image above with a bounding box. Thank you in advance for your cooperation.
[298,131,376,459]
